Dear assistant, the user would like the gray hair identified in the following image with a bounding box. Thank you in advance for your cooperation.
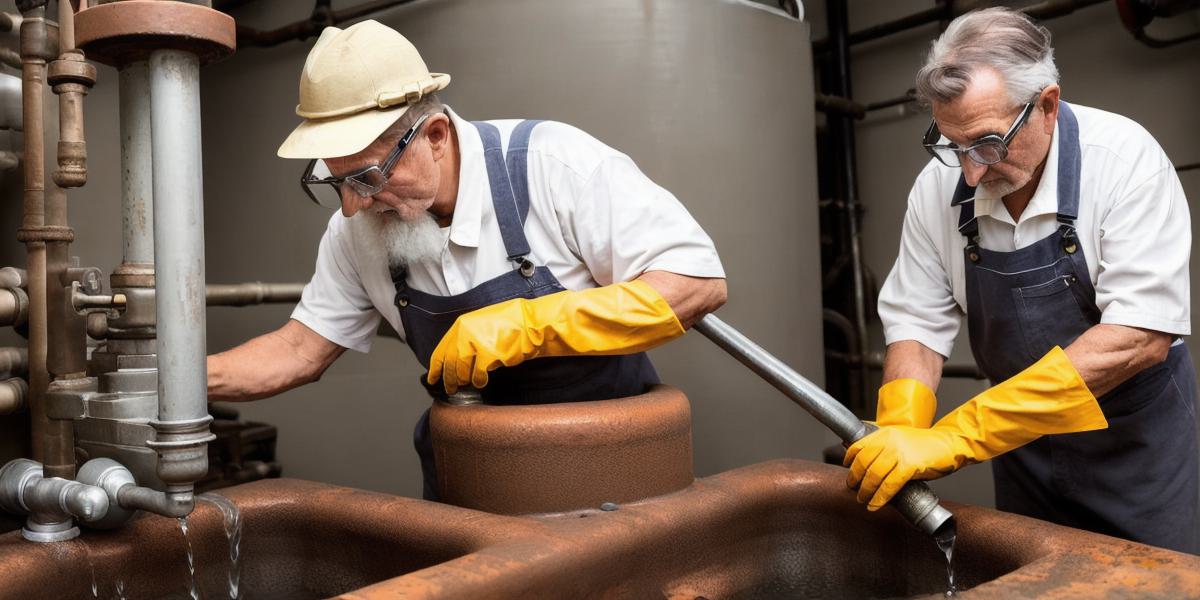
[379,93,445,144]
[915,8,1058,107]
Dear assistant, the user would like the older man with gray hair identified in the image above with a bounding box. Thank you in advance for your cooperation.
[843,7,1197,553]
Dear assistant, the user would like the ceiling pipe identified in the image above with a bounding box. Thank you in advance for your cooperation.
[236,0,420,48]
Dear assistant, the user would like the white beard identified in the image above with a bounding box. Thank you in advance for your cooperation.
[351,210,444,272]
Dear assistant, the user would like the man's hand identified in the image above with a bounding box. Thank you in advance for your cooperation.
[844,346,1107,511]
[844,425,967,510]
[427,280,684,393]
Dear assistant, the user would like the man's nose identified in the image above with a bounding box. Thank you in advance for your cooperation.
[340,190,373,218]
[961,158,987,187]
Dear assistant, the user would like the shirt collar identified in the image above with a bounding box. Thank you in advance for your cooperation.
[972,118,1060,227]
[444,105,485,249]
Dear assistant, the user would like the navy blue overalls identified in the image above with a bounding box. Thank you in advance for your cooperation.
[392,120,661,500]
[955,102,1199,553]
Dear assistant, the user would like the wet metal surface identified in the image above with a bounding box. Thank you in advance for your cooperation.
[0,461,1196,599]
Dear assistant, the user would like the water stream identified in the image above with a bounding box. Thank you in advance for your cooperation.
[934,526,957,597]
[70,538,99,599]
[178,516,200,600]
[199,492,244,600]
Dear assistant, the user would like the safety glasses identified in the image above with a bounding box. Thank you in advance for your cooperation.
[300,113,432,209]
[922,101,1035,168]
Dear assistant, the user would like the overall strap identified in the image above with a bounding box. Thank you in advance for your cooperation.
[952,177,981,261]
[1054,102,1082,254]
[506,119,544,227]
[473,121,534,265]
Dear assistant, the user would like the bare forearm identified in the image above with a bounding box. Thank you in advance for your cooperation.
[637,270,727,329]
[1064,324,1171,397]
[207,319,345,402]
[881,340,945,392]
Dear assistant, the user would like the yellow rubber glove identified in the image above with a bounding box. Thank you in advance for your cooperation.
[844,346,1108,511]
[427,279,684,393]
[875,378,937,428]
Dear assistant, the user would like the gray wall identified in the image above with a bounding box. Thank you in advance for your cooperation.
[806,0,1200,507]
[200,0,832,497]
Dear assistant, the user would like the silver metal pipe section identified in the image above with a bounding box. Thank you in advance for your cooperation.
[205,282,304,306]
[0,347,27,379]
[0,459,109,542]
[118,61,153,266]
[147,48,213,507]
[693,313,954,537]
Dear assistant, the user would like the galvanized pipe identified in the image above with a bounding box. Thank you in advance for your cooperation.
[118,61,153,267]
[149,48,206,424]
[693,314,954,537]
[147,48,213,504]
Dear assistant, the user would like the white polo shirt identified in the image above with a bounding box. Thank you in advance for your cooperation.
[292,107,725,353]
[879,102,1191,358]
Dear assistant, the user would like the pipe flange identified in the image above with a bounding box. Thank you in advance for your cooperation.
[111,263,155,289]
[75,1,236,68]
[16,225,74,243]
[47,50,97,88]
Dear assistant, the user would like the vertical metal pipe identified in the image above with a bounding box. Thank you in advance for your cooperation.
[826,0,871,416]
[18,8,49,466]
[148,49,205,424]
[118,61,153,266]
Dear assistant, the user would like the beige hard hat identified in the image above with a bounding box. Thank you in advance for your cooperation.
[277,20,451,159]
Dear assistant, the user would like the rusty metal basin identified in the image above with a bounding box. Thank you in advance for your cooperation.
[1,460,1198,599]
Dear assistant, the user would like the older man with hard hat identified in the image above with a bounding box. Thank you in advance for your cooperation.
[844,7,1197,553]
[206,21,727,498]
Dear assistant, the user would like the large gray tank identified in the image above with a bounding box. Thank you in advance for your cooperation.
[201,0,828,492]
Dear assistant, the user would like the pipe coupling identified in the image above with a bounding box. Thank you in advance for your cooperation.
[0,458,110,542]
[147,415,215,487]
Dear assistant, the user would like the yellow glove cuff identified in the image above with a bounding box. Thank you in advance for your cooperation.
[875,378,937,428]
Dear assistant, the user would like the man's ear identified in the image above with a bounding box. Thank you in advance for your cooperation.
[425,113,452,160]
[1039,85,1061,135]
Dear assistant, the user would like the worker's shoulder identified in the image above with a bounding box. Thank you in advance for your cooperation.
[493,119,627,178]
[1072,102,1170,172]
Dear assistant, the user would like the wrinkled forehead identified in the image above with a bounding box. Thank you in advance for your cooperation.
[930,69,1021,143]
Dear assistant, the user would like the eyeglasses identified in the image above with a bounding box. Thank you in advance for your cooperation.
[300,113,432,209]
[922,102,1035,168]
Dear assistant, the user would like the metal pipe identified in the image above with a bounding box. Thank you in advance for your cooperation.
[237,0,420,48]
[147,48,214,501]
[0,347,28,380]
[118,61,154,267]
[0,267,27,289]
[0,287,28,327]
[827,0,871,416]
[694,314,954,537]
[205,282,304,306]
[17,5,51,469]
[0,378,28,415]
[813,0,1110,53]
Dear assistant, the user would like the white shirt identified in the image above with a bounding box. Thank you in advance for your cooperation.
[879,102,1191,358]
[292,107,725,353]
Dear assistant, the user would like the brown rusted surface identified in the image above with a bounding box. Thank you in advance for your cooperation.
[1,461,1198,599]
[430,384,694,514]
[74,0,236,67]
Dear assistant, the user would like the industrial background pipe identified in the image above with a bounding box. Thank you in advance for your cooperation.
[147,48,213,501]
[16,4,53,473]
[0,378,28,415]
[205,282,304,306]
[693,314,954,537]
